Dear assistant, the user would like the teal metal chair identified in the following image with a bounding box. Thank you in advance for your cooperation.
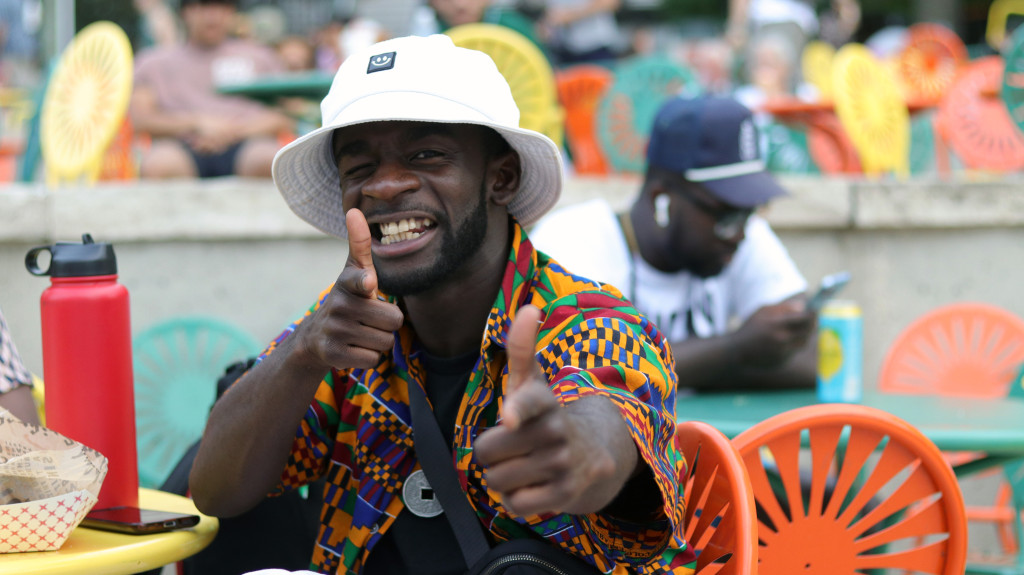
[999,389,1024,573]
[966,363,1024,575]
[596,56,702,173]
[764,122,819,174]
[132,316,263,488]
[1001,25,1024,138]
[909,111,938,176]
[676,421,758,574]
[16,60,54,183]
[880,303,1024,574]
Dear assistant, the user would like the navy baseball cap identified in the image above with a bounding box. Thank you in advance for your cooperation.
[646,96,787,209]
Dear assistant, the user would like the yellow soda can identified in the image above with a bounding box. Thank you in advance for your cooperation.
[817,300,863,403]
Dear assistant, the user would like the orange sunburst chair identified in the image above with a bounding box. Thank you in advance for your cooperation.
[556,65,613,175]
[676,421,757,574]
[879,302,1024,564]
[733,403,968,575]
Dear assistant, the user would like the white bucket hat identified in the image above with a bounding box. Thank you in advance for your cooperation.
[271,34,564,239]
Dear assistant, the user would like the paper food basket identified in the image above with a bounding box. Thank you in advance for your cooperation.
[0,410,108,553]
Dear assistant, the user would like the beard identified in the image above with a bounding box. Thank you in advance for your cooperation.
[689,256,728,279]
[376,183,490,296]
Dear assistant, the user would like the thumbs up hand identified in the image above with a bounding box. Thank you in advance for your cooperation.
[475,306,628,517]
[500,305,559,430]
[297,209,404,370]
[339,208,381,299]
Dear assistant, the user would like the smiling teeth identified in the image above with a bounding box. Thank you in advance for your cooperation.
[379,218,435,245]
[381,231,422,245]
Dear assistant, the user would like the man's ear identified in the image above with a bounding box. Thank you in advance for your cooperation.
[645,176,669,201]
[488,149,521,208]
[637,178,672,232]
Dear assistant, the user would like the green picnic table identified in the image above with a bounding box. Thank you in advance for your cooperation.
[676,388,1024,471]
[677,387,1024,574]
[217,71,335,105]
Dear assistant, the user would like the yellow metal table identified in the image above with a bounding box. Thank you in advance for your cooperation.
[0,488,218,574]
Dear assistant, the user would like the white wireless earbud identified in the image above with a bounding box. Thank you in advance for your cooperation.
[654,195,671,228]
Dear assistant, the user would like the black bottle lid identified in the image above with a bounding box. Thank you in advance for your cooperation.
[25,233,119,278]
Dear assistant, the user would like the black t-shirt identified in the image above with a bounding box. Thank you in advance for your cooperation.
[362,349,479,575]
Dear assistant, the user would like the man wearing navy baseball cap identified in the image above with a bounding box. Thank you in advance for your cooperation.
[532,95,817,390]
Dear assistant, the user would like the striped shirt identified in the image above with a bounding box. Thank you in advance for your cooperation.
[0,308,32,395]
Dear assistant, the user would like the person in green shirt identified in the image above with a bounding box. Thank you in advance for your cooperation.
[410,0,549,58]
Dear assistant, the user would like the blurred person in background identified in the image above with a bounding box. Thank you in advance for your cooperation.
[408,0,545,54]
[539,0,623,66]
[313,19,346,72]
[238,4,289,46]
[667,36,734,95]
[276,35,316,72]
[0,307,40,425]
[864,14,909,60]
[313,17,390,73]
[733,28,818,111]
[130,0,294,179]
[726,0,818,53]
[134,0,181,48]
[0,0,42,88]
[274,35,323,135]
[817,0,860,47]
[726,0,859,61]
[337,17,391,62]
[531,96,816,391]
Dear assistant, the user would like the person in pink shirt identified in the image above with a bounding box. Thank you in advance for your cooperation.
[130,0,294,179]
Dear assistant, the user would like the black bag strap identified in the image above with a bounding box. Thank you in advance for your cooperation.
[407,379,491,566]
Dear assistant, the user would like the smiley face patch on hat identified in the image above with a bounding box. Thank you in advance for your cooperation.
[367,51,396,73]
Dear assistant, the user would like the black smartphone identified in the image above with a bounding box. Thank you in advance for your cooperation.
[807,271,851,314]
[80,506,201,535]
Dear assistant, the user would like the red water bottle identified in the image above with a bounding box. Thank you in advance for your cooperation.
[26,233,139,510]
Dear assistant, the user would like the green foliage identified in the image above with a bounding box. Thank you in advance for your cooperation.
[859,0,913,13]
[656,0,917,34]
[657,0,727,21]
[75,0,141,51]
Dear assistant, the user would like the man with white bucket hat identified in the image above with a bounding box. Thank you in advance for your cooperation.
[190,35,695,574]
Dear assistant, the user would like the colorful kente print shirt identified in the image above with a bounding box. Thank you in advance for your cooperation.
[259,221,696,574]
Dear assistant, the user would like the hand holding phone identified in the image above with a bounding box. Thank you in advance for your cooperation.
[81,506,201,535]
[807,271,851,314]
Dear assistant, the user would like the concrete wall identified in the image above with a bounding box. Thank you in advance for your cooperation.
[3,175,1024,388]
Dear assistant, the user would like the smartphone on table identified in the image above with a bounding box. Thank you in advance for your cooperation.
[80,506,201,535]
[807,271,851,314]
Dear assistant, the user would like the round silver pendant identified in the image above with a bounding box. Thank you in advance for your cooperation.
[403,469,444,518]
